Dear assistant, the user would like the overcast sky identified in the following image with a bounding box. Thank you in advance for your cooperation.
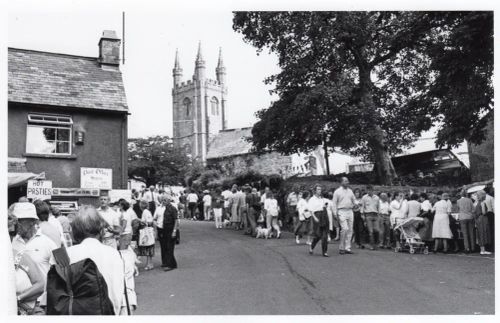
[8,0,281,138]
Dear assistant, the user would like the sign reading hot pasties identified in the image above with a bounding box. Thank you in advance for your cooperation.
[27,180,53,200]
[81,167,112,190]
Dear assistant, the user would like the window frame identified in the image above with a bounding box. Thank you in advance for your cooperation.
[26,114,73,156]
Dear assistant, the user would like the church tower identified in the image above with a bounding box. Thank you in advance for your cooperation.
[172,43,227,162]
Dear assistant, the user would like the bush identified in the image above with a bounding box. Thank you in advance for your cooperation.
[233,170,267,188]
[198,169,222,186]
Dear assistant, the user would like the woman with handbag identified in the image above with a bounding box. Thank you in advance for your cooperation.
[138,199,155,271]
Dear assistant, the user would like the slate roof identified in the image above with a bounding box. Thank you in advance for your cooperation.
[206,127,254,159]
[8,48,128,112]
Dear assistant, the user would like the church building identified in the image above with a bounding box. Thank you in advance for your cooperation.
[172,43,227,161]
[171,44,356,178]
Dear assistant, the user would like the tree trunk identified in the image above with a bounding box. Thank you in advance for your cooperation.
[358,68,397,186]
[323,140,330,175]
[367,125,397,185]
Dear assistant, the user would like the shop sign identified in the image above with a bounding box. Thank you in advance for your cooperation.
[52,188,100,197]
[81,167,112,190]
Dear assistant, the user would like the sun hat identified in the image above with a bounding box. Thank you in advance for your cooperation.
[12,202,39,220]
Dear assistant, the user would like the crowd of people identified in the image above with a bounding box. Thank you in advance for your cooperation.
[179,177,495,258]
[7,178,495,315]
[8,186,181,315]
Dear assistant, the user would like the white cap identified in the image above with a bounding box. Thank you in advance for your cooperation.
[12,202,39,220]
[467,185,486,194]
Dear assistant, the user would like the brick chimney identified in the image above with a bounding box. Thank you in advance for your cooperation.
[98,30,121,68]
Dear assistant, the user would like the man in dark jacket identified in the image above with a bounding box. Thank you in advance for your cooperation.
[162,197,179,271]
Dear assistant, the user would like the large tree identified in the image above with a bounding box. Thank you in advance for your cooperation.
[233,11,493,185]
[128,136,191,186]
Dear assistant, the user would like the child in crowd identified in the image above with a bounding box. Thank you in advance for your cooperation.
[119,236,139,315]
[264,192,281,238]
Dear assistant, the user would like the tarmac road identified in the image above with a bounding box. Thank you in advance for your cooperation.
[134,219,494,315]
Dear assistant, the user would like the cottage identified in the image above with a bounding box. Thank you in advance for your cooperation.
[8,30,129,208]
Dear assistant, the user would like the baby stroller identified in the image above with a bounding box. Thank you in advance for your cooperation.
[394,217,429,254]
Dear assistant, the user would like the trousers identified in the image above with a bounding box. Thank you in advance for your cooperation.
[365,212,379,246]
[338,209,354,251]
[246,207,258,235]
[353,211,366,245]
[311,211,329,254]
[214,208,223,228]
[378,214,391,246]
[459,218,476,251]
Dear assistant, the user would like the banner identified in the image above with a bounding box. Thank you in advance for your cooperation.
[27,180,53,200]
[81,167,112,190]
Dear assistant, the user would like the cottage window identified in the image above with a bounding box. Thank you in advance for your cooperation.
[26,114,72,155]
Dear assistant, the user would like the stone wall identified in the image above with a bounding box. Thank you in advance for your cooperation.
[207,152,293,177]
[468,118,494,182]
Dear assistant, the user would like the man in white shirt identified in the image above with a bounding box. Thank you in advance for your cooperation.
[307,185,330,257]
[378,193,391,249]
[332,177,356,254]
[360,185,380,250]
[11,202,58,308]
[97,195,121,249]
[144,186,159,215]
[484,189,495,252]
[56,205,125,315]
[202,190,213,221]
[221,187,233,220]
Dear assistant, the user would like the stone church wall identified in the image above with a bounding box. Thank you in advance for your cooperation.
[207,152,293,177]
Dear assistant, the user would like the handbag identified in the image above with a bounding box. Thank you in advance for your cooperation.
[139,227,155,247]
[257,212,265,223]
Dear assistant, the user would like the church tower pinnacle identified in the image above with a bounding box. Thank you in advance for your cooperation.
[193,41,206,81]
[173,49,183,86]
[216,47,226,85]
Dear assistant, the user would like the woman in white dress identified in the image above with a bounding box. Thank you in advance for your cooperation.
[431,192,453,253]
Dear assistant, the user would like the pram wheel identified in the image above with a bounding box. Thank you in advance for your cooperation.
[409,248,415,254]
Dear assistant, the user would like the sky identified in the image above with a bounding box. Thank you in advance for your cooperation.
[8,0,281,138]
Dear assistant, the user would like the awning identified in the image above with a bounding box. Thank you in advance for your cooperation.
[8,172,45,188]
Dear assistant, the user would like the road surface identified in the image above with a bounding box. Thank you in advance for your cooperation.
[135,219,494,315]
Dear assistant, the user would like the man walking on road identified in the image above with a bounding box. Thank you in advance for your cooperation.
[361,185,380,250]
[308,185,330,257]
[333,177,356,255]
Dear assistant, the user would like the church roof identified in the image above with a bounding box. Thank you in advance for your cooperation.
[206,127,254,159]
[8,48,128,112]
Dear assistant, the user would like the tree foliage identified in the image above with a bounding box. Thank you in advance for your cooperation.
[128,136,191,186]
[233,11,493,185]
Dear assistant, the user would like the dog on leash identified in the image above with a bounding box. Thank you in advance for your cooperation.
[255,226,272,239]
[222,219,231,228]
